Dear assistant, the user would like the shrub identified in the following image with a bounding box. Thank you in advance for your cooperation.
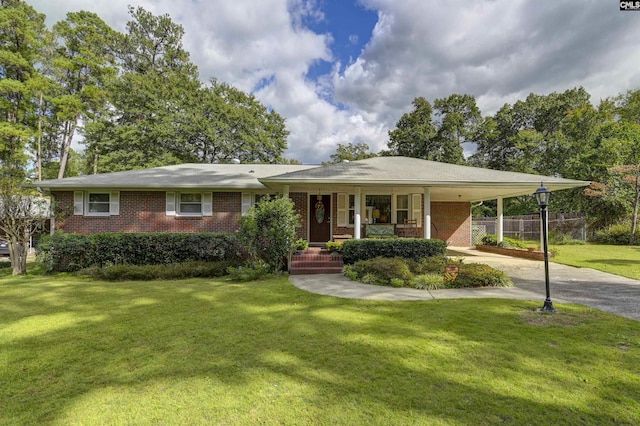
[80,261,239,281]
[453,263,513,288]
[499,237,527,249]
[350,257,413,285]
[226,260,273,281]
[294,239,309,251]
[341,238,447,264]
[480,234,498,246]
[411,273,447,290]
[37,232,241,272]
[237,196,299,272]
[480,234,526,249]
[405,256,447,274]
[325,241,343,253]
[591,223,640,245]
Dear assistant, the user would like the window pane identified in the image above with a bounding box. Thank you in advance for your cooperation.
[397,195,408,209]
[180,204,202,213]
[89,193,109,203]
[366,195,391,223]
[180,193,202,203]
[397,211,409,224]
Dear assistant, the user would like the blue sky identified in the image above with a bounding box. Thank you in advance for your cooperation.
[304,1,378,84]
[31,0,640,164]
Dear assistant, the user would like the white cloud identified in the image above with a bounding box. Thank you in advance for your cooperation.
[28,0,640,163]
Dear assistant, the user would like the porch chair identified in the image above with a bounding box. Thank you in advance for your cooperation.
[398,218,418,238]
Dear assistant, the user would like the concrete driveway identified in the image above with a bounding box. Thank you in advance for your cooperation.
[450,247,640,322]
[289,247,640,322]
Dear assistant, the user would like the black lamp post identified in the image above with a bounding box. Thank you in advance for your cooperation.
[534,183,555,312]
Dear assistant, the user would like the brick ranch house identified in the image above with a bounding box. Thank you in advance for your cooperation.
[34,156,590,247]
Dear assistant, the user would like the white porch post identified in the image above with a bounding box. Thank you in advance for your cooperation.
[497,196,504,243]
[354,187,362,239]
[423,187,431,239]
[282,185,289,198]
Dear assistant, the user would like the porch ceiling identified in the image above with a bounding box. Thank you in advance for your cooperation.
[269,182,584,202]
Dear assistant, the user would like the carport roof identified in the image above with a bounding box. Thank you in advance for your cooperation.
[260,156,591,202]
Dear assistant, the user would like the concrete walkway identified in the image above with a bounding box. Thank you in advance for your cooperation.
[289,247,640,321]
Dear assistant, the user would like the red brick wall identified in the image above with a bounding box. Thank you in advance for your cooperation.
[290,192,307,240]
[53,191,471,245]
[53,191,242,234]
[431,202,471,246]
[54,190,311,236]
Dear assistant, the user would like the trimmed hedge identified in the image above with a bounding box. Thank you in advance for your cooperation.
[341,238,447,264]
[79,261,239,281]
[37,232,243,272]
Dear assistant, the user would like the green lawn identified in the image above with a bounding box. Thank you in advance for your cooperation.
[1,270,639,425]
[551,244,640,280]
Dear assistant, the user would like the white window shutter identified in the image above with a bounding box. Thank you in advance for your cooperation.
[202,192,213,216]
[110,191,120,215]
[166,192,176,216]
[337,193,347,227]
[241,193,252,216]
[412,193,422,227]
[73,191,84,215]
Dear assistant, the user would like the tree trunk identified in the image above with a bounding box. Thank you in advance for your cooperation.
[58,117,79,179]
[36,91,44,181]
[9,241,27,275]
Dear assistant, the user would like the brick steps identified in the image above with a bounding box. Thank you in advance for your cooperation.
[290,248,344,275]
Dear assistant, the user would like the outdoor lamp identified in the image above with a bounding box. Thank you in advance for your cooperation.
[534,183,555,312]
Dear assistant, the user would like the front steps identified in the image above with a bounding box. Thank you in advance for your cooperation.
[289,247,344,275]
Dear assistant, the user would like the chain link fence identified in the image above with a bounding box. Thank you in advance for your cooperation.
[472,213,586,244]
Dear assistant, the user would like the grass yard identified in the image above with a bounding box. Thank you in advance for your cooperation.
[551,244,640,280]
[1,270,639,425]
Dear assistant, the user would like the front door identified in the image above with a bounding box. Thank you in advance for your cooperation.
[309,194,331,244]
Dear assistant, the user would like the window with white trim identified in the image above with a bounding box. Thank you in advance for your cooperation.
[348,194,355,225]
[179,193,202,214]
[396,195,409,224]
[88,193,110,214]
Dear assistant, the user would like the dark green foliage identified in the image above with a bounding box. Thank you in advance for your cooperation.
[591,223,640,245]
[325,241,343,253]
[226,260,273,281]
[480,234,527,249]
[452,263,512,288]
[349,257,413,285]
[79,261,239,281]
[344,256,512,289]
[405,256,448,274]
[37,232,241,272]
[237,196,299,273]
[341,238,447,264]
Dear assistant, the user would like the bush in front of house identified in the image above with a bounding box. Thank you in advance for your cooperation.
[591,222,640,245]
[79,260,239,281]
[480,234,527,249]
[451,263,512,288]
[37,232,243,272]
[341,238,447,264]
[237,196,299,273]
[343,256,513,289]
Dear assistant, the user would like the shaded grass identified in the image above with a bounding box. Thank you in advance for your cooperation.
[1,271,639,425]
[551,244,640,280]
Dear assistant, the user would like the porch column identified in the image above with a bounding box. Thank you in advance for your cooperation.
[354,187,362,239]
[423,187,431,239]
[282,185,289,198]
[497,196,504,243]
